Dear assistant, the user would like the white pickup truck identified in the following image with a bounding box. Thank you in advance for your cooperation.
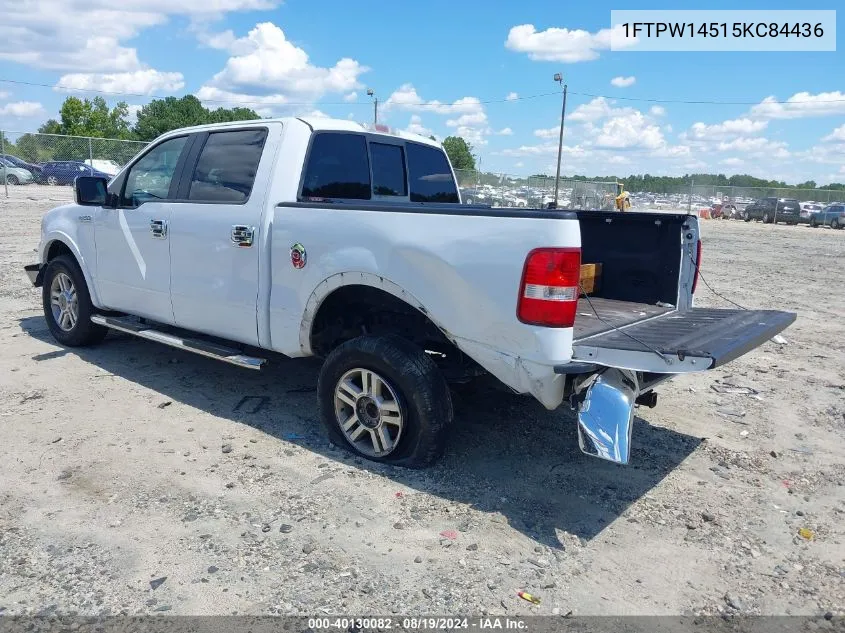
[24,117,795,467]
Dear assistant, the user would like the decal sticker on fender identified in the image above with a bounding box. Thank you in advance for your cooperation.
[290,243,307,269]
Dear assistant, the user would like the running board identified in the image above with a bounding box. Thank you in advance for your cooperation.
[91,315,266,370]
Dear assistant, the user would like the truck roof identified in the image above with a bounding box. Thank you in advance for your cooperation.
[160,116,442,149]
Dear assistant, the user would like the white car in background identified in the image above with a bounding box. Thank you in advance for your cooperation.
[800,202,824,224]
[84,159,121,176]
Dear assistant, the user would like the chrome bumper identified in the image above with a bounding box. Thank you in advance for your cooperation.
[24,263,43,287]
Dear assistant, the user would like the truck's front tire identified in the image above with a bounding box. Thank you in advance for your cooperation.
[42,255,108,347]
[317,335,453,468]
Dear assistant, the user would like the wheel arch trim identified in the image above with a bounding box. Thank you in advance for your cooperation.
[41,233,103,308]
[298,272,453,356]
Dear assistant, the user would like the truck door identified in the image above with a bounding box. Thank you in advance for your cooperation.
[95,134,192,323]
[168,127,274,346]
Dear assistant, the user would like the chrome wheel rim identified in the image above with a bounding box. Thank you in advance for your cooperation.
[47,176,58,185]
[50,272,78,332]
[334,368,403,457]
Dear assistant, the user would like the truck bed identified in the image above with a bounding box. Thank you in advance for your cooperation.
[574,298,673,340]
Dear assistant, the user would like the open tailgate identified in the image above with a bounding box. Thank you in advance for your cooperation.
[569,308,796,373]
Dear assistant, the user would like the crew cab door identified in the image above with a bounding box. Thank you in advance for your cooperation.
[168,126,273,346]
[94,134,193,323]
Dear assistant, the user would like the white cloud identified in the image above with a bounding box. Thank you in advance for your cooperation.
[0,101,46,117]
[822,124,845,142]
[534,126,559,139]
[498,143,585,157]
[0,91,9,100]
[610,76,636,88]
[343,92,358,102]
[594,111,664,150]
[687,118,768,140]
[515,161,524,168]
[649,105,666,116]
[560,96,668,151]
[404,114,432,138]
[497,127,513,136]
[505,24,634,63]
[716,136,789,158]
[447,111,488,128]
[607,155,629,165]
[0,0,279,72]
[384,83,490,144]
[56,69,185,95]
[197,23,368,114]
[720,157,745,167]
[750,91,845,119]
[568,97,619,122]
[384,84,483,115]
[506,92,519,101]
[303,109,329,119]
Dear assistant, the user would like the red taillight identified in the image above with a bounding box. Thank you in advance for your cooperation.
[517,248,581,327]
[691,239,702,294]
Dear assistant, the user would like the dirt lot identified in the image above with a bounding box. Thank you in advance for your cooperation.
[0,195,843,618]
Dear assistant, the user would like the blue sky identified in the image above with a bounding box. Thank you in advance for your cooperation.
[1,0,843,184]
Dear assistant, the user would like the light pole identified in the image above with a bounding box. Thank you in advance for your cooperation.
[367,88,378,125]
[552,73,568,209]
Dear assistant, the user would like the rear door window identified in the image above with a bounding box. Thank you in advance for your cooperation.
[369,142,407,197]
[301,133,371,200]
[406,143,459,203]
[188,129,267,203]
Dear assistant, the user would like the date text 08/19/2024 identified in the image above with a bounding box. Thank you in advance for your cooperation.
[307,617,529,630]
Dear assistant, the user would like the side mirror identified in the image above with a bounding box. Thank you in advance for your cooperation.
[75,176,109,206]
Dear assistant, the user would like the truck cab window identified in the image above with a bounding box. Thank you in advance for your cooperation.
[188,129,267,203]
[406,142,459,203]
[121,136,188,207]
[301,133,371,200]
[369,143,407,197]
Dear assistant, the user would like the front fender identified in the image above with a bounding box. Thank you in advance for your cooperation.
[39,230,102,309]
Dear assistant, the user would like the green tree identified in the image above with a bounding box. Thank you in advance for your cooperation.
[53,96,133,138]
[442,136,476,170]
[133,95,260,141]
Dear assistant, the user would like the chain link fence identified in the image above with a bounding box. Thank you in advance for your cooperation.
[1,131,148,200]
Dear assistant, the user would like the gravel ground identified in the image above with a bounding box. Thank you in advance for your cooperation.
[0,196,843,617]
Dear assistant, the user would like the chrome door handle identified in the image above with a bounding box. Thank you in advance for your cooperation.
[231,225,254,247]
[150,219,167,239]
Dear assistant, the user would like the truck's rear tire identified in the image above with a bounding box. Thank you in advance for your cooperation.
[42,255,108,347]
[317,335,453,468]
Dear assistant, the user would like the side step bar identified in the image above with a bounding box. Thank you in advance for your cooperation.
[91,315,267,370]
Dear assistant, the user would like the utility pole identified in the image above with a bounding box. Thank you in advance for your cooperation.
[552,73,568,209]
[367,89,378,125]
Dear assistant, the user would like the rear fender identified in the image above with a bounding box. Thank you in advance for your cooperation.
[299,272,568,409]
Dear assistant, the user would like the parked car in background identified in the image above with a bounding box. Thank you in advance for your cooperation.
[710,201,738,219]
[39,161,111,186]
[799,202,824,224]
[0,157,34,185]
[0,153,43,178]
[809,204,845,229]
[743,197,801,224]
